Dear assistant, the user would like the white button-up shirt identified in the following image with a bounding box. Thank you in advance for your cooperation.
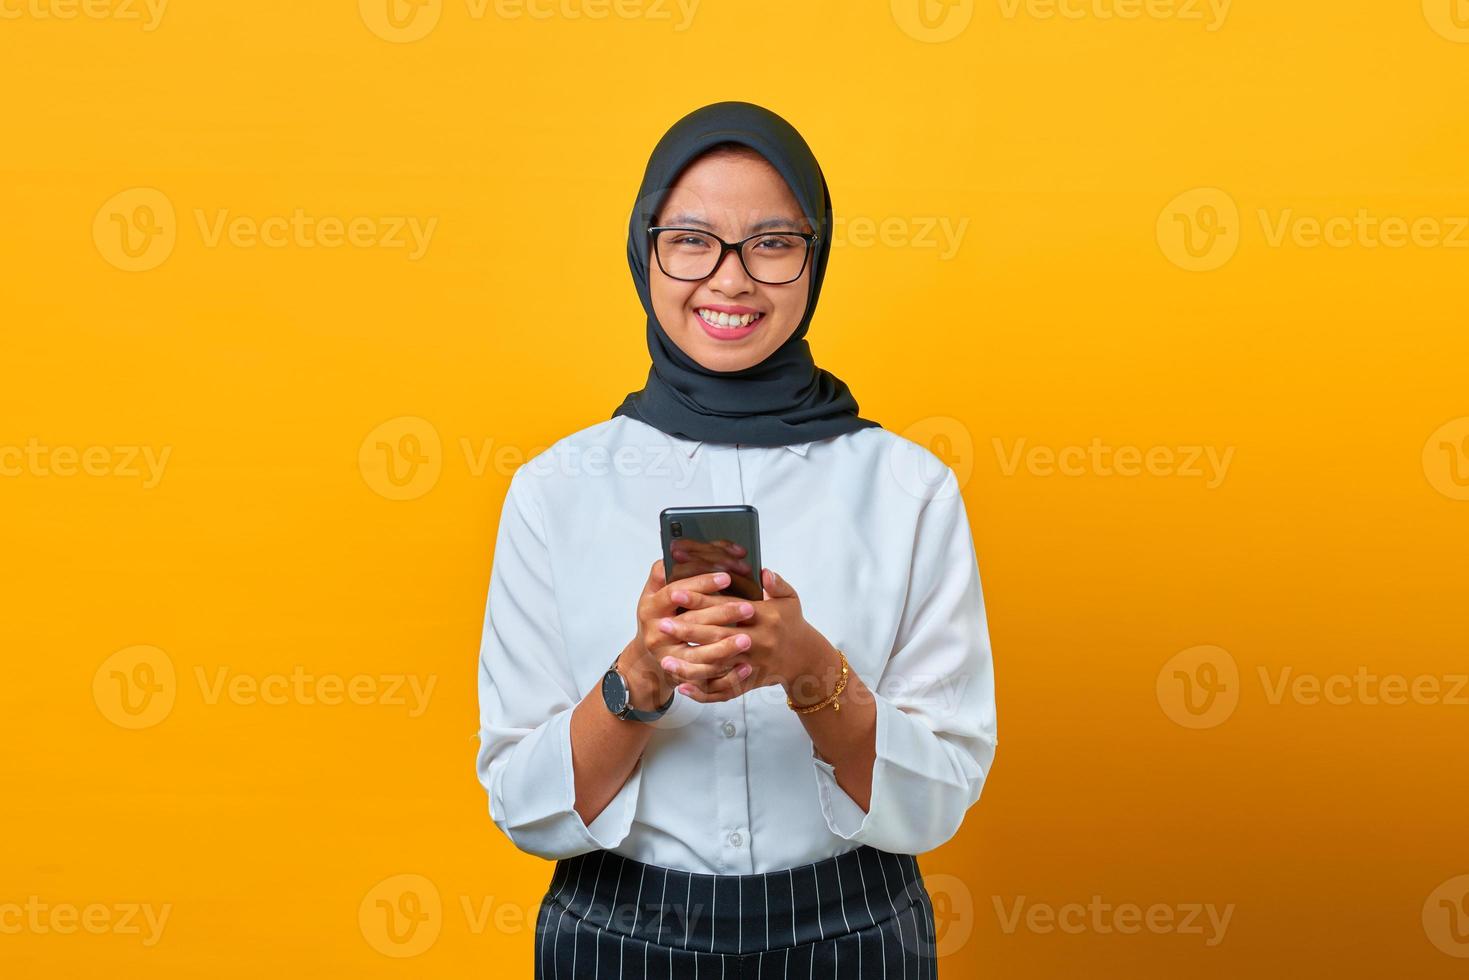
[475,414,997,874]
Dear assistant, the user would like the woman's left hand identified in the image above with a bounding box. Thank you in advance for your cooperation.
[657,568,836,704]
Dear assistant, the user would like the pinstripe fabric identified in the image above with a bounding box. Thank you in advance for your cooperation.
[534,844,937,978]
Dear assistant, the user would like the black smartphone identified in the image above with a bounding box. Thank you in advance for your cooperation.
[660,505,763,609]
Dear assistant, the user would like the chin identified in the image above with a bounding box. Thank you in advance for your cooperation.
[689,343,767,373]
[669,316,783,372]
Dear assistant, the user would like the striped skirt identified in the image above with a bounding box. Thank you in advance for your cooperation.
[533,843,938,978]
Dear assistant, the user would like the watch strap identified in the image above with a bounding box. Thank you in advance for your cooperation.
[622,683,676,723]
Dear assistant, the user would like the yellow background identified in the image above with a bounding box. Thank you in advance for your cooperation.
[3,0,1468,976]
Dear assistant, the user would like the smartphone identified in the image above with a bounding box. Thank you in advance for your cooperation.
[660,505,763,608]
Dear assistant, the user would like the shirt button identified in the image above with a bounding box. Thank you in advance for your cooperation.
[728,831,744,847]
[721,721,737,738]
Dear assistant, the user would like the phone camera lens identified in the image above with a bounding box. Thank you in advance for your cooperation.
[670,522,683,537]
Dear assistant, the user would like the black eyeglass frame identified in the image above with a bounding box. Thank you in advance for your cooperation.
[647,225,820,285]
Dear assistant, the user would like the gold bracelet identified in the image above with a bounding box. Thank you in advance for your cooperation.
[786,649,849,714]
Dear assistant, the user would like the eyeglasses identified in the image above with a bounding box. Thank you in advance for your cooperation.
[649,226,818,285]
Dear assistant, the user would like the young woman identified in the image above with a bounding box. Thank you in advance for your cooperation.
[476,100,998,978]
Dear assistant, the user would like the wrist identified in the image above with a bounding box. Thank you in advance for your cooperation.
[781,635,839,702]
[619,642,674,712]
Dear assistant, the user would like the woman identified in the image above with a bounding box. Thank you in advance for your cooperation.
[476,100,997,978]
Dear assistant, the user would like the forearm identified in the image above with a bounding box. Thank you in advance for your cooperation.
[570,640,669,826]
[787,639,878,812]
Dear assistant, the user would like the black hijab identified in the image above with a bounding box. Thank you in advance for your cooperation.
[611,101,883,448]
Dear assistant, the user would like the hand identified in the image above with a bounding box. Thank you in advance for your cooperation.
[623,559,754,710]
[659,568,838,705]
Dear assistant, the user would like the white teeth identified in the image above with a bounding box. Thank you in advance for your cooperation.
[697,309,762,328]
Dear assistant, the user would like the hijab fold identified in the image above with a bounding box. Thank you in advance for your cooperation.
[611,101,883,448]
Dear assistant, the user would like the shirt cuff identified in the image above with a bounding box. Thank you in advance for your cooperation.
[560,705,642,850]
[810,695,891,840]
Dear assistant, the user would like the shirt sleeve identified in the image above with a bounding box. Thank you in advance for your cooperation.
[475,464,643,860]
[810,465,998,854]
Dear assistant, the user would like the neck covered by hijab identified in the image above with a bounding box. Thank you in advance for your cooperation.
[610,101,883,449]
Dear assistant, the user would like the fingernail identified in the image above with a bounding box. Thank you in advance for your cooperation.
[738,603,753,617]
[661,657,679,672]
[678,684,695,696]
[735,634,751,650]
[659,619,675,633]
[714,572,730,586]
[671,591,687,604]
[738,664,753,679]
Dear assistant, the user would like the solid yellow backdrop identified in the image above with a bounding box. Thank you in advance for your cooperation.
[3,0,1467,976]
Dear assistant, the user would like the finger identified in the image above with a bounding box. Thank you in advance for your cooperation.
[761,567,797,599]
[650,609,749,650]
[659,572,733,611]
[696,602,758,625]
[669,600,755,627]
[644,559,666,598]
[674,683,741,704]
[707,539,747,557]
[658,618,731,645]
[692,662,755,696]
[659,632,750,669]
[639,626,685,656]
[657,618,747,647]
[660,654,749,683]
[666,570,733,596]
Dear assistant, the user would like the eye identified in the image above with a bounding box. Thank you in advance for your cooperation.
[752,234,801,251]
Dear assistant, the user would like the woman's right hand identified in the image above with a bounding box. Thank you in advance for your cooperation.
[622,559,756,709]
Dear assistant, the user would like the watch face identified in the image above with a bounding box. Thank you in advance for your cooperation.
[602,669,628,715]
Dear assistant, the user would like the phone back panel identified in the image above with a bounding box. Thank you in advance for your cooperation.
[660,505,763,602]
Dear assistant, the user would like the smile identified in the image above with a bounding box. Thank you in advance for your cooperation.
[693,307,764,341]
[696,308,763,328]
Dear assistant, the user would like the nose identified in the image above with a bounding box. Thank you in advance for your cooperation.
[709,246,754,295]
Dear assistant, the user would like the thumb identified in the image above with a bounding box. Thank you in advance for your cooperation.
[762,567,797,599]
[645,559,666,597]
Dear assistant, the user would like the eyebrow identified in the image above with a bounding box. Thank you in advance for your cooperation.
[662,212,807,234]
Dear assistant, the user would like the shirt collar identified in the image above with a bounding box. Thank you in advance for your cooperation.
[669,436,812,458]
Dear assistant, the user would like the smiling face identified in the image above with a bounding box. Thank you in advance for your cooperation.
[649,147,814,373]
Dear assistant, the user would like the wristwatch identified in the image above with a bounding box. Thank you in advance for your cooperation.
[601,659,676,722]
